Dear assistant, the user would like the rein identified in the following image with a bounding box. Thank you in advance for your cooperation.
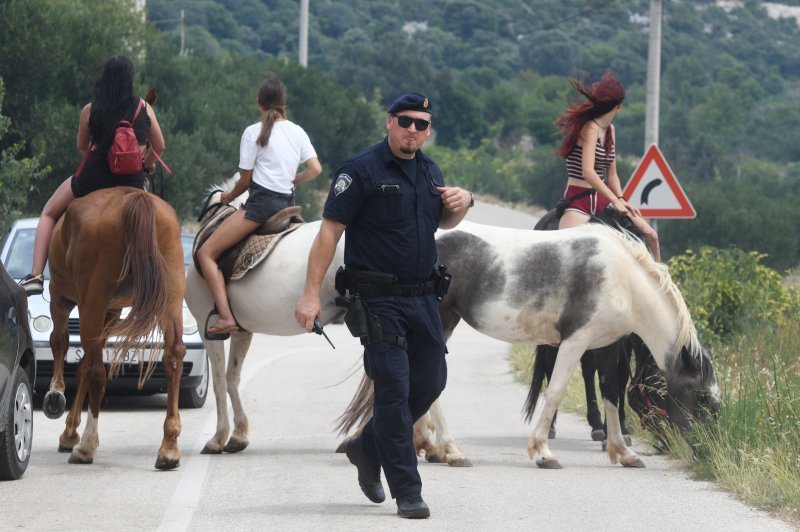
[197,189,225,222]
[627,362,668,426]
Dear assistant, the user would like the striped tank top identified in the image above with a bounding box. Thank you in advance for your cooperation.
[565,138,615,182]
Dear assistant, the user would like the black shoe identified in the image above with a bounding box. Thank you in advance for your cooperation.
[396,494,430,519]
[19,274,44,296]
[345,439,385,503]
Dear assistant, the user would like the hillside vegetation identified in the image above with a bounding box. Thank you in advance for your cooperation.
[2,0,800,269]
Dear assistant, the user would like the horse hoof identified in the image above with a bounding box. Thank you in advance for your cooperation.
[623,457,646,468]
[201,444,223,455]
[68,451,93,464]
[548,428,556,440]
[155,456,180,470]
[447,457,473,467]
[43,391,66,419]
[536,458,563,469]
[623,434,632,446]
[591,429,606,441]
[425,452,445,464]
[223,439,249,453]
[58,443,73,453]
[602,439,608,452]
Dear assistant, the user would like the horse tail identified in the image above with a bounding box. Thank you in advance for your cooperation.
[523,344,549,423]
[106,190,169,384]
[334,372,374,436]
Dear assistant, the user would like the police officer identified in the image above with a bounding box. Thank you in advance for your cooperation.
[295,92,473,519]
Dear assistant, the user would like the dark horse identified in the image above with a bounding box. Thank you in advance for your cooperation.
[42,187,187,469]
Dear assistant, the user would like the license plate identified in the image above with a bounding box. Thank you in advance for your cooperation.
[66,347,141,365]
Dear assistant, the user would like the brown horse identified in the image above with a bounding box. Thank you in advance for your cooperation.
[42,187,187,469]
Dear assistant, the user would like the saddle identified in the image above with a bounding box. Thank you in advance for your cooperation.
[192,203,305,283]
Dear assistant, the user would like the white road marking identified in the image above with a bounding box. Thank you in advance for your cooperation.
[157,346,307,531]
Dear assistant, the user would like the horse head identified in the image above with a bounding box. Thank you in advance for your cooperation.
[628,336,720,434]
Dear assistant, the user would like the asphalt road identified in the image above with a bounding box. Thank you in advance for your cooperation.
[0,201,793,531]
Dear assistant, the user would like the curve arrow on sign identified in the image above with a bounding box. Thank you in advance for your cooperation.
[640,178,662,205]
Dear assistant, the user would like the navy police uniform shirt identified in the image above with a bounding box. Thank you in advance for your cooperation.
[323,137,445,282]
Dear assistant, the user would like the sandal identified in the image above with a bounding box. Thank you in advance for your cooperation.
[204,308,243,341]
[19,273,44,296]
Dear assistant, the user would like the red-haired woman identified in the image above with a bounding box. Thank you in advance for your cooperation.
[555,71,660,261]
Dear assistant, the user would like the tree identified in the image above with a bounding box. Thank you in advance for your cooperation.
[0,79,49,231]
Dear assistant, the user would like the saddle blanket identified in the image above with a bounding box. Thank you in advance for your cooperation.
[193,202,304,282]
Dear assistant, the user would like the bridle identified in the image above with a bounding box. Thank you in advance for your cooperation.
[627,360,669,427]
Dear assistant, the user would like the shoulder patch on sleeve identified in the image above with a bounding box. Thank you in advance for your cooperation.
[334,174,352,196]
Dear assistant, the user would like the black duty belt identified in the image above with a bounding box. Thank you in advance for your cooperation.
[339,267,436,298]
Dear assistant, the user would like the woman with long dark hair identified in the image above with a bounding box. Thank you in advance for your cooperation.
[198,72,321,339]
[555,71,660,260]
[19,55,166,294]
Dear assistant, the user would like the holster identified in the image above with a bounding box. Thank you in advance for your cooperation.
[433,264,452,301]
[335,294,383,345]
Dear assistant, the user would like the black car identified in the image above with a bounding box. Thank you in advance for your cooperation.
[0,262,35,480]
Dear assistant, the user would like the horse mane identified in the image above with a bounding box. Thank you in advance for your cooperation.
[577,224,702,359]
[206,173,249,209]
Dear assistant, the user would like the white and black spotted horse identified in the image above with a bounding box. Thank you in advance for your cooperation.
[338,220,720,468]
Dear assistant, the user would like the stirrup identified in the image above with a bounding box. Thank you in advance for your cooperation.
[19,273,44,296]
[204,308,244,341]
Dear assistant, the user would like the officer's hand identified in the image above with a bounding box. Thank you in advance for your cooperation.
[295,294,321,333]
[437,186,471,213]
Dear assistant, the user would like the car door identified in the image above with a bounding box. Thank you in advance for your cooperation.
[0,266,16,402]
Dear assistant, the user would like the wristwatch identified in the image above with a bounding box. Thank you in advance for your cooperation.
[467,192,475,208]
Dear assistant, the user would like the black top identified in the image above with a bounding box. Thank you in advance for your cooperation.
[77,98,151,181]
[323,138,445,282]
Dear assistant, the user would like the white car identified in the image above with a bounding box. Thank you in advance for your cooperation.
[0,218,208,408]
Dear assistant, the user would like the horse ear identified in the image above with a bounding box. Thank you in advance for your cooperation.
[679,346,698,373]
[145,87,158,106]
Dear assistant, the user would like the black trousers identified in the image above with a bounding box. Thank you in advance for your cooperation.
[354,294,447,499]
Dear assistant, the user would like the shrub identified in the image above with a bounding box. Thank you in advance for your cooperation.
[668,247,800,344]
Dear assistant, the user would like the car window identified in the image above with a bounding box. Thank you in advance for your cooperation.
[1,228,49,280]
[181,234,195,269]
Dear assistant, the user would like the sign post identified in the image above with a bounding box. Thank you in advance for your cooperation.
[622,144,695,219]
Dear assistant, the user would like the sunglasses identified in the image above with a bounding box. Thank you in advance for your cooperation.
[393,114,430,131]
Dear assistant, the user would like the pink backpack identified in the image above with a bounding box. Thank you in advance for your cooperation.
[75,99,171,177]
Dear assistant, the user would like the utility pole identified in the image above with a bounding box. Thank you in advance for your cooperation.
[644,0,662,149]
[180,9,186,57]
[644,0,662,230]
[299,0,309,67]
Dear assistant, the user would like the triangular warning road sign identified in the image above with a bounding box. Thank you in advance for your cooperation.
[622,144,696,219]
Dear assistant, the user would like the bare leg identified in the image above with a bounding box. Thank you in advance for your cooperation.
[558,209,591,230]
[628,215,660,261]
[196,210,259,334]
[32,176,75,276]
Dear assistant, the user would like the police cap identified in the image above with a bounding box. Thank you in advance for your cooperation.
[387,92,432,115]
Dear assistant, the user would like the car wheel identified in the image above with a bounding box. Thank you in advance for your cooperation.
[0,369,33,480]
[179,354,209,409]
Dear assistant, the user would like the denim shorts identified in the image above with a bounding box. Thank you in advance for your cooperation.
[242,182,294,224]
